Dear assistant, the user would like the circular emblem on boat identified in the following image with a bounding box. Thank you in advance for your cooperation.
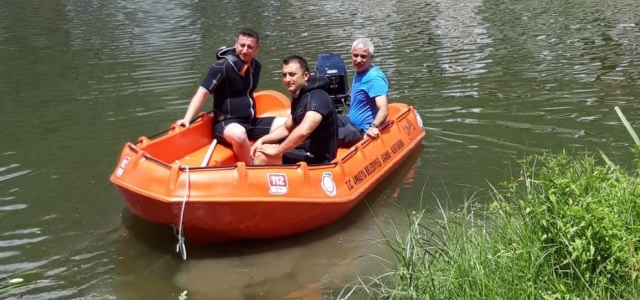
[321,172,336,197]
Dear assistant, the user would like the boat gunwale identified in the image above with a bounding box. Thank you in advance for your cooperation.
[112,126,425,205]
[116,131,426,205]
[124,105,415,172]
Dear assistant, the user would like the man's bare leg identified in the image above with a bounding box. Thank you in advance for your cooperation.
[223,123,253,164]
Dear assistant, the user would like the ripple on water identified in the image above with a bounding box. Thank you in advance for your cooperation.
[0,236,48,248]
[0,204,27,211]
[63,0,203,121]
[0,233,55,294]
[0,165,32,182]
[4,228,42,235]
[0,162,29,218]
[0,251,19,259]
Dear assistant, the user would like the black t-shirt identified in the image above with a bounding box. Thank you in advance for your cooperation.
[200,48,261,122]
[290,75,338,163]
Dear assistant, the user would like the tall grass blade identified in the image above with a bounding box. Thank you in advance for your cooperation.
[614,106,640,145]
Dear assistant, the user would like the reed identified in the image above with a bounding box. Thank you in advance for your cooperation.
[1,273,31,297]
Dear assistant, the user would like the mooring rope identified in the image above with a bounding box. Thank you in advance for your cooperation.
[173,161,189,260]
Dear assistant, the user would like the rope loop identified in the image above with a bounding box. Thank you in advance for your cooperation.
[174,161,189,260]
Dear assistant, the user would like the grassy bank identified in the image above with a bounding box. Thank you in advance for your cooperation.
[339,108,640,299]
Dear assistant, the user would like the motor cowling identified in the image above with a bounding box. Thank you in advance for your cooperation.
[315,53,350,113]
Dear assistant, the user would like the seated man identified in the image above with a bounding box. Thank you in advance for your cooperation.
[251,55,338,165]
[175,28,285,164]
[338,38,390,148]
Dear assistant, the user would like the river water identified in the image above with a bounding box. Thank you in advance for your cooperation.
[1,0,639,299]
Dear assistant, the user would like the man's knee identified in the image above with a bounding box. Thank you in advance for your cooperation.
[337,114,350,127]
[223,123,248,144]
[253,152,267,165]
[338,125,363,148]
[253,150,282,165]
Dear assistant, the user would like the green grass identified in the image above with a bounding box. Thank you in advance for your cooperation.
[337,107,640,299]
[1,273,32,297]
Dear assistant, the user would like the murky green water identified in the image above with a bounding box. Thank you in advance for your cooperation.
[1,0,639,299]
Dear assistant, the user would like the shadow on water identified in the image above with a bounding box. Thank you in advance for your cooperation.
[116,144,424,300]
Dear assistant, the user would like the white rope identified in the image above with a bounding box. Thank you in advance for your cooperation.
[174,161,189,260]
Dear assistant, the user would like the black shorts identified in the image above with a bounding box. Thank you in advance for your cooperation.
[214,117,276,144]
[282,149,325,165]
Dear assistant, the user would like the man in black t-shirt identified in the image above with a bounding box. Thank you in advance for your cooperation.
[251,55,338,165]
[176,28,284,164]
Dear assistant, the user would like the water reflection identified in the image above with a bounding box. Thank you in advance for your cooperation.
[65,0,203,117]
[114,147,423,300]
[0,162,36,285]
[432,0,493,99]
[0,165,32,184]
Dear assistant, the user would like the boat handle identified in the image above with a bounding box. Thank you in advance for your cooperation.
[127,143,172,169]
[169,163,180,190]
[298,162,310,184]
[143,154,172,169]
[395,107,412,121]
[235,161,247,183]
[137,136,151,147]
[379,119,393,130]
[127,142,139,154]
[340,147,358,162]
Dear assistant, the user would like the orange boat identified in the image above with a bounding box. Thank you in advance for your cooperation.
[110,55,425,248]
[110,91,424,246]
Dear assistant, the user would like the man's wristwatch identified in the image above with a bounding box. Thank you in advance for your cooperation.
[370,123,378,128]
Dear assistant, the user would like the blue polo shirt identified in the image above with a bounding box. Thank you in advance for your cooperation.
[349,64,388,131]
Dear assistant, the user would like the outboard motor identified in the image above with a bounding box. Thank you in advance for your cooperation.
[315,53,350,113]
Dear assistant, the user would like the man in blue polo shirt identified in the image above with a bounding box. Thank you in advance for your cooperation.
[338,38,389,148]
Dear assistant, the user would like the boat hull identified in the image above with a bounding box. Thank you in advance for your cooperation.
[110,90,425,244]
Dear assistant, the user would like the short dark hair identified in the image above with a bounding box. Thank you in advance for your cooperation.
[283,55,309,73]
[239,28,259,44]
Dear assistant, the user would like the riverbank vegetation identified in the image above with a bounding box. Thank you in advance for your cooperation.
[338,107,640,299]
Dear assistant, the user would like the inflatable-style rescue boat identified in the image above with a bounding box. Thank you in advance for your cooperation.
[110,54,426,246]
